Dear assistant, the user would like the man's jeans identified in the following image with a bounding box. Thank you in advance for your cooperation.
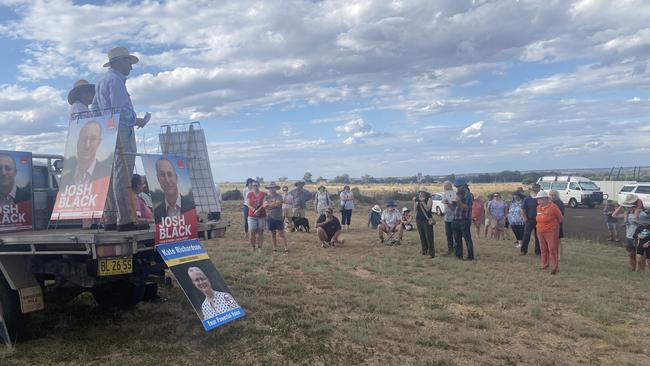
[444,220,454,251]
[521,219,540,255]
[452,219,474,259]
[104,125,136,225]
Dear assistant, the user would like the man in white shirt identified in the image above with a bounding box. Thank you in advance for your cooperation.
[441,180,456,254]
[0,154,30,206]
[153,158,195,223]
[61,121,112,186]
[379,200,403,244]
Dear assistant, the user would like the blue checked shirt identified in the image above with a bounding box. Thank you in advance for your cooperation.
[452,189,473,221]
[91,68,137,127]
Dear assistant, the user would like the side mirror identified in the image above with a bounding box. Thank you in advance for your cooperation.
[53,159,64,172]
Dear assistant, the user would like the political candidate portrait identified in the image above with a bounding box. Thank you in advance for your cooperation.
[187,266,239,320]
[62,120,112,186]
[0,154,31,206]
[152,158,195,224]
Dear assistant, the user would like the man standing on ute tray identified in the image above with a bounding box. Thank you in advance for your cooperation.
[92,47,150,232]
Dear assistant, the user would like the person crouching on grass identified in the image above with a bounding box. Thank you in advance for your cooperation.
[316,207,343,248]
[534,191,564,274]
[263,182,289,253]
[379,200,403,245]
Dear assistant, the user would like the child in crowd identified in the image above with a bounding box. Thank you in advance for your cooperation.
[602,200,619,242]
[401,207,414,231]
[368,205,382,230]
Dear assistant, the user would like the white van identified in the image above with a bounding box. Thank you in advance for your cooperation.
[536,176,605,208]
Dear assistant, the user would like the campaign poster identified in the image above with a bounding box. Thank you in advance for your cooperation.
[156,240,245,331]
[0,150,33,232]
[141,154,198,244]
[51,114,119,220]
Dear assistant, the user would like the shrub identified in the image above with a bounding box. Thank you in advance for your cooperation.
[222,189,243,201]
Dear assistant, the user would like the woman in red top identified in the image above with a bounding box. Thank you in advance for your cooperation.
[471,195,485,238]
[246,181,267,252]
[534,191,564,274]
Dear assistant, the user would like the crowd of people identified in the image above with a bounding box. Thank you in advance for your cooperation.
[234,178,577,275]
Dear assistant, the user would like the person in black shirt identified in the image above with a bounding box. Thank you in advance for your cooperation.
[316,207,343,248]
[447,178,475,260]
[633,223,650,272]
[520,184,541,255]
[413,191,435,258]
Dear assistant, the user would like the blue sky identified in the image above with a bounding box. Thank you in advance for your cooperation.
[0,0,649,182]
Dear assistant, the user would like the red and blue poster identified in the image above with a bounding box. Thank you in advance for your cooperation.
[141,154,198,244]
[51,113,118,220]
[0,150,33,232]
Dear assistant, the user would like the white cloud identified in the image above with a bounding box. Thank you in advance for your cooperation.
[458,120,484,142]
[334,117,378,144]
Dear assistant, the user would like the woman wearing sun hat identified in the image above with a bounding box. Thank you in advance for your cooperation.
[534,190,564,274]
[368,205,382,229]
[314,185,331,216]
[613,193,647,270]
[68,79,95,116]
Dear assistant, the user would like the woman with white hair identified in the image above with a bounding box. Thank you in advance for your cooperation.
[187,266,239,320]
[535,191,564,274]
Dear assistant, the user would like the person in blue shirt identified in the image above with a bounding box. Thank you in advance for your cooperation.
[92,47,149,232]
[520,184,541,255]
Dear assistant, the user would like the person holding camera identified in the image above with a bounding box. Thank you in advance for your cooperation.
[414,190,435,258]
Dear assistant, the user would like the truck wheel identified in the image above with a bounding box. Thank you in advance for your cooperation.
[0,275,27,343]
[568,198,578,208]
[436,206,443,216]
[91,280,145,309]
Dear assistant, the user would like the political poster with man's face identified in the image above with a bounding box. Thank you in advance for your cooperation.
[141,154,198,244]
[0,150,33,232]
[51,114,119,220]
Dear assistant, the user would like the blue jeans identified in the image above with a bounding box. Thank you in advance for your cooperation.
[452,219,474,259]
[341,209,352,225]
[243,205,249,233]
[444,220,454,251]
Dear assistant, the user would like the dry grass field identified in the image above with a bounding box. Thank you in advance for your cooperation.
[2,198,650,365]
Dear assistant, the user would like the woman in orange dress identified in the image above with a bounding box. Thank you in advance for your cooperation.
[471,195,485,238]
[534,191,564,274]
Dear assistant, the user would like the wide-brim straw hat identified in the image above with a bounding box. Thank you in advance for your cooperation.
[371,205,381,213]
[103,47,139,67]
[67,79,95,105]
[265,182,279,190]
[534,191,549,199]
[619,193,638,207]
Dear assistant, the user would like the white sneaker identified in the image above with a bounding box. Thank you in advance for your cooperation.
[515,243,522,249]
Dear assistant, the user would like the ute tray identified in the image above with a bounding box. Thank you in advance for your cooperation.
[0,221,227,256]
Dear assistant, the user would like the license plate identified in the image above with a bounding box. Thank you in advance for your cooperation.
[98,257,133,276]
